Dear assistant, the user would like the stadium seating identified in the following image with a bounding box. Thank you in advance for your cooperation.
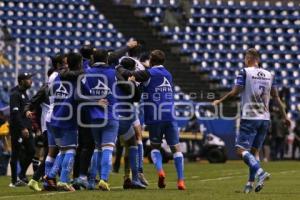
[132,0,300,116]
[0,0,126,93]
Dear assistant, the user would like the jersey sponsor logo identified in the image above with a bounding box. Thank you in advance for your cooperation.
[90,79,111,96]
[55,83,69,98]
[251,71,271,81]
[155,77,173,93]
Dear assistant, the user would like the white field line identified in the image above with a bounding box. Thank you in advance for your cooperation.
[0,170,298,199]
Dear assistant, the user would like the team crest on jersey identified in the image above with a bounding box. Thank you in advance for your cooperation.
[90,79,111,96]
[155,77,172,92]
[55,83,69,98]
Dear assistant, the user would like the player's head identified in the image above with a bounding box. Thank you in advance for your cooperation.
[93,49,108,64]
[51,53,67,70]
[80,44,94,60]
[140,52,150,68]
[120,57,136,71]
[67,52,82,71]
[149,50,165,67]
[17,73,33,89]
[245,48,260,67]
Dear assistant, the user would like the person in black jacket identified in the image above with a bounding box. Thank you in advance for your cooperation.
[9,73,35,187]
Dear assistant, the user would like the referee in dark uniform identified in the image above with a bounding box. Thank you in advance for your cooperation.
[9,73,35,187]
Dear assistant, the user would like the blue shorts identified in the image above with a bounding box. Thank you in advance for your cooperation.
[91,119,119,147]
[46,123,78,148]
[236,119,270,150]
[118,117,135,141]
[148,121,179,146]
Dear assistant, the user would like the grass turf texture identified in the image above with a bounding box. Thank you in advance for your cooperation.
[0,161,299,200]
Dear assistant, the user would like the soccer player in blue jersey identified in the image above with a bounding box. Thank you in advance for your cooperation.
[80,49,119,191]
[213,48,290,193]
[46,52,83,191]
[117,50,186,190]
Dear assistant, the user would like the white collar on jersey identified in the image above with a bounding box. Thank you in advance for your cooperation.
[92,62,107,67]
[151,65,164,68]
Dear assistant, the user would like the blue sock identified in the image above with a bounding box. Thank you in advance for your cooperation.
[48,152,65,179]
[89,149,99,182]
[242,151,262,176]
[137,141,144,173]
[100,147,113,181]
[174,152,184,180]
[60,149,76,183]
[151,149,163,172]
[129,146,139,182]
[249,155,260,182]
[97,150,102,177]
[45,156,55,176]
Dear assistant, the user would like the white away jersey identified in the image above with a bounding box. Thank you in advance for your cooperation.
[235,67,276,120]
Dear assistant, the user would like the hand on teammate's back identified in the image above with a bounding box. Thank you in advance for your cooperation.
[128,76,136,82]
[98,99,109,107]
[25,111,34,119]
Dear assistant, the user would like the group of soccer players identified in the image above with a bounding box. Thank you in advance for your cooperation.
[23,39,186,192]
[16,36,289,194]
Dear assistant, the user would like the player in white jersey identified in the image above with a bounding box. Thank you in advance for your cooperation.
[213,48,290,193]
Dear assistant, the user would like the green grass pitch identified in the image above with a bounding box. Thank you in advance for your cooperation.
[0,161,299,200]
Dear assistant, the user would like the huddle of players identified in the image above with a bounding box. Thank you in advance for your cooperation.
[24,40,186,192]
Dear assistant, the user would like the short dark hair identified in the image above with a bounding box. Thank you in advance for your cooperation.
[150,50,165,66]
[51,53,65,69]
[120,57,136,71]
[80,45,94,59]
[245,48,260,62]
[140,52,150,62]
[67,52,82,71]
[93,49,108,63]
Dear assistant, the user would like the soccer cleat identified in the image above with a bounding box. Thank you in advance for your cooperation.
[28,179,42,192]
[138,173,149,186]
[255,172,271,193]
[20,177,29,184]
[87,181,95,190]
[158,170,166,189]
[131,180,146,189]
[177,180,186,190]
[243,184,254,194]
[123,177,132,189]
[57,182,76,192]
[9,180,27,187]
[73,177,88,190]
[43,176,57,191]
[8,183,16,188]
[98,180,110,191]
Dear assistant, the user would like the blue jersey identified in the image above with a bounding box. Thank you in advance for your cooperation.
[81,65,118,120]
[49,75,78,130]
[141,65,174,124]
[83,59,91,70]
